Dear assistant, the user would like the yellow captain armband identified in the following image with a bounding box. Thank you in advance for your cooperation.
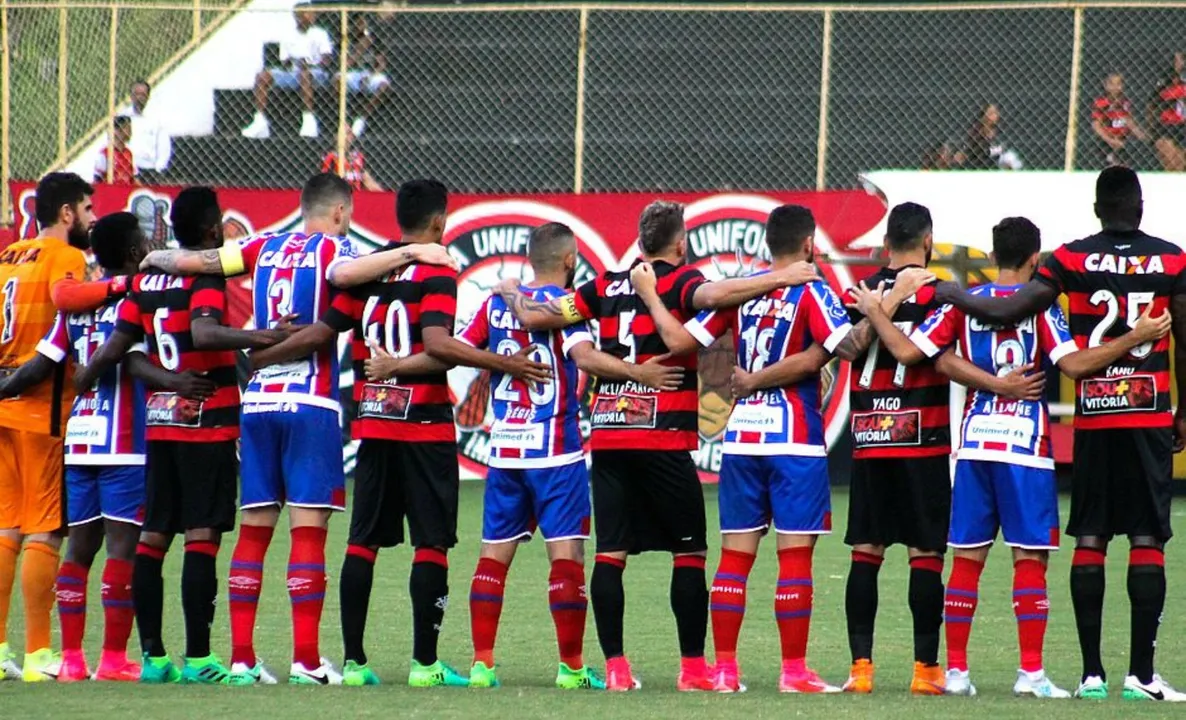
[218,243,246,276]
[559,294,584,323]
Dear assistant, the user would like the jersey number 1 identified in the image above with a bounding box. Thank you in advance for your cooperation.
[0,277,16,344]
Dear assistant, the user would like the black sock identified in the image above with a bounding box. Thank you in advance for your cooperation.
[908,557,944,666]
[591,557,625,658]
[1128,549,1166,685]
[181,542,219,659]
[409,550,449,666]
[340,547,376,665]
[670,559,708,658]
[133,545,167,657]
[1070,549,1107,681]
[845,552,882,662]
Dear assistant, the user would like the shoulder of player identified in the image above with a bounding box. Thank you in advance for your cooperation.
[411,263,458,281]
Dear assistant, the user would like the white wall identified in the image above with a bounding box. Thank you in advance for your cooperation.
[66,0,299,177]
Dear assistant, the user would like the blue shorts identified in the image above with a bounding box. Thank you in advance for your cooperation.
[271,67,329,90]
[950,459,1060,550]
[65,464,144,527]
[483,461,591,543]
[718,454,831,534]
[240,405,346,511]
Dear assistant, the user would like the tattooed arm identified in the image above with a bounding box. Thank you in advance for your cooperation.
[139,246,230,276]
[494,279,588,331]
[832,269,934,362]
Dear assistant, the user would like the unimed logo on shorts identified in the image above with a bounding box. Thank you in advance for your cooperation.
[619,195,856,476]
[442,201,617,477]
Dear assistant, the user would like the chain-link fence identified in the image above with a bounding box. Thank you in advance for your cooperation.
[4,1,1186,219]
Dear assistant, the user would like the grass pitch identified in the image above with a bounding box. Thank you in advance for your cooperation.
[2,484,1186,719]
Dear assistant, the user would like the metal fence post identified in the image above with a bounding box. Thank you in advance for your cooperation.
[1063,5,1085,172]
[337,7,348,176]
[572,6,590,193]
[57,3,68,169]
[106,5,119,183]
[814,8,834,191]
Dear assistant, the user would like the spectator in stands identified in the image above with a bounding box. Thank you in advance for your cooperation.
[1151,52,1186,171]
[94,116,139,185]
[1091,72,1147,168]
[338,14,391,138]
[241,6,333,139]
[320,128,382,191]
[921,140,966,170]
[126,79,172,183]
[964,103,1023,170]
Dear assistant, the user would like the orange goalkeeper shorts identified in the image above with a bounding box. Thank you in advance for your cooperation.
[0,427,65,534]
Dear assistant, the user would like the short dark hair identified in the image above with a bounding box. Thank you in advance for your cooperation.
[90,212,140,271]
[527,222,575,272]
[395,179,448,232]
[765,205,816,257]
[1095,166,1142,224]
[34,172,94,228]
[114,115,131,131]
[638,201,685,255]
[992,216,1041,270]
[170,186,221,249]
[885,202,932,251]
[301,172,353,216]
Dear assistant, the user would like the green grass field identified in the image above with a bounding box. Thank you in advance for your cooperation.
[2,484,1186,719]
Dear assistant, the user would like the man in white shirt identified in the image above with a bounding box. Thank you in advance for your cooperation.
[242,8,333,139]
[127,80,172,182]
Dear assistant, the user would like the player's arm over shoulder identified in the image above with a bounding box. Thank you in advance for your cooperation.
[495,278,590,331]
[327,242,458,289]
[934,277,1058,326]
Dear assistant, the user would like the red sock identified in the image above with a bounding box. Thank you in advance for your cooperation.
[228,524,273,666]
[100,558,134,653]
[943,556,983,672]
[1013,559,1048,673]
[470,557,508,666]
[710,548,755,662]
[775,546,813,666]
[548,559,586,668]
[56,561,89,652]
[288,526,328,669]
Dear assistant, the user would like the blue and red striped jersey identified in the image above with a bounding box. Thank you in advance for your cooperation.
[911,284,1076,469]
[686,277,851,456]
[458,286,592,468]
[239,232,357,411]
[38,297,147,464]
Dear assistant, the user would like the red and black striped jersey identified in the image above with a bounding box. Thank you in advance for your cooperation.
[1037,230,1186,429]
[845,265,949,459]
[1092,95,1136,138]
[115,273,239,442]
[572,259,707,451]
[323,258,458,442]
[1154,74,1186,127]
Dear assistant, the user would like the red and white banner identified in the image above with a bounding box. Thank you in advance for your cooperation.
[9,182,888,478]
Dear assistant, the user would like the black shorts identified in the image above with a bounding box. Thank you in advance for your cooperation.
[1068,427,1173,542]
[349,439,458,549]
[591,449,707,555]
[844,455,951,553]
[143,440,237,535]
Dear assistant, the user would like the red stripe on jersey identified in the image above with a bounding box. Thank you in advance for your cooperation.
[1037,231,1186,429]
[575,260,707,451]
[324,258,458,442]
[846,268,950,458]
[117,273,239,442]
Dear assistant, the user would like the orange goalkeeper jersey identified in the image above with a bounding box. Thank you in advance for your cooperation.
[0,236,87,435]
